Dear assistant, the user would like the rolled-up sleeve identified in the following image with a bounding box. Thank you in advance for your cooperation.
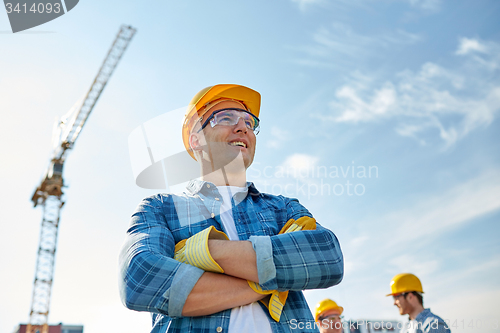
[251,196,343,291]
[118,195,204,317]
[248,235,276,284]
[268,226,343,291]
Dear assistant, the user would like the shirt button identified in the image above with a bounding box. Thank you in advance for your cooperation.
[215,197,220,201]
[216,327,222,333]
[207,184,211,188]
[211,213,215,218]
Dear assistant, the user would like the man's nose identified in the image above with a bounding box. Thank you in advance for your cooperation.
[233,117,248,132]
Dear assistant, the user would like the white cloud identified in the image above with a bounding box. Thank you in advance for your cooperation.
[387,169,500,244]
[388,254,440,276]
[298,24,422,66]
[456,37,488,55]
[328,170,500,323]
[350,235,369,249]
[291,0,442,12]
[279,153,320,179]
[321,38,500,146]
[338,169,500,281]
[456,37,500,71]
[331,83,398,122]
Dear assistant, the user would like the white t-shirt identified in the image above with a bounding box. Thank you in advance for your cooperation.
[403,320,418,333]
[217,186,273,333]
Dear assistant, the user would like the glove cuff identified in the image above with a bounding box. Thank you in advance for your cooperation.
[279,216,317,234]
[248,281,288,322]
[247,280,272,295]
[185,226,227,273]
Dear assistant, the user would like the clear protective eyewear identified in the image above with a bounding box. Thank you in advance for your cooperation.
[198,108,260,135]
[319,314,344,322]
[392,293,408,300]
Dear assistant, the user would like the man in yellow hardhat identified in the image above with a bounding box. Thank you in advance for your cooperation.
[387,273,451,333]
[314,299,344,333]
[119,84,344,333]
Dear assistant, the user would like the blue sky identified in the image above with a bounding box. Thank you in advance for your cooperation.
[1,1,499,332]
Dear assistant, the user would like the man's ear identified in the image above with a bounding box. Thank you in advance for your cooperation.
[189,132,201,151]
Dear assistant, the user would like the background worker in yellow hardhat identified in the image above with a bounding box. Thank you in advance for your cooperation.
[119,84,344,333]
[387,273,451,333]
[314,299,344,333]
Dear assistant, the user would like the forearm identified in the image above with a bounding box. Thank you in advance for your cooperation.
[207,228,344,291]
[263,227,343,290]
[182,271,264,316]
[208,239,259,282]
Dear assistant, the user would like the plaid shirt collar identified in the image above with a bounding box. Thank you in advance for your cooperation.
[186,179,261,198]
[415,308,431,322]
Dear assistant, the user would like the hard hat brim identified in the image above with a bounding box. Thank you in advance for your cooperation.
[315,306,344,321]
[386,291,425,297]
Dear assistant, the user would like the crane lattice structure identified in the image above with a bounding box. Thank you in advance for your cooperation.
[27,25,136,333]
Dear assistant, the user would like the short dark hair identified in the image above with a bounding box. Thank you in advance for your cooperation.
[405,291,423,306]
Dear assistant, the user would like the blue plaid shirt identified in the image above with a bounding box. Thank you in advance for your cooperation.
[403,309,451,333]
[119,179,344,333]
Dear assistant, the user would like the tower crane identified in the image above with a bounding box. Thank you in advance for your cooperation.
[27,25,136,333]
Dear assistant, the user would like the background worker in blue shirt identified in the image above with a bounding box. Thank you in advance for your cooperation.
[387,273,451,333]
[119,84,344,333]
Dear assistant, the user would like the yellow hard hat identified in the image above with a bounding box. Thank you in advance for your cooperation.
[182,84,261,160]
[314,299,344,321]
[386,273,424,296]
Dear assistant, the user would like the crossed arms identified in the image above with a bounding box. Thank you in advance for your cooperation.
[119,194,344,318]
[181,240,261,316]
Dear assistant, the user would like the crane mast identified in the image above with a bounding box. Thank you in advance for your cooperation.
[27,25,136,333]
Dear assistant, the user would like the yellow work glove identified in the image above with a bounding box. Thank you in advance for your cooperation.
[248,216,317,322]
[279,216,316,234]
[248,281,288,322]
[174,226,229,273]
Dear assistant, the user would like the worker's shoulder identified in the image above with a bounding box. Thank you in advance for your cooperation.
[254,191,311,215]
[419,308,446,322]
[257,191,302,204]
[138,191,196,206]
[418,309,450,332]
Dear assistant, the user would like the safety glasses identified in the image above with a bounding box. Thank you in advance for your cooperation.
[392,293,408,300]
[198,108,260,134]
[319,315,343,322]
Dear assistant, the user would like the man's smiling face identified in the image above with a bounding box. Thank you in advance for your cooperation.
[393,293,411,315]
[192,100,257,170]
